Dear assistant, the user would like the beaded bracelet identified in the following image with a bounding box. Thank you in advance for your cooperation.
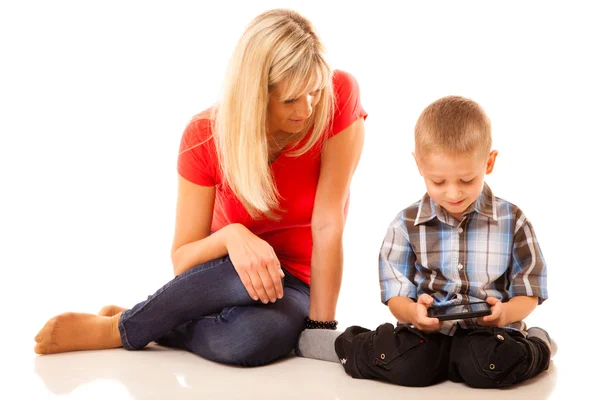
[304,316,338,330]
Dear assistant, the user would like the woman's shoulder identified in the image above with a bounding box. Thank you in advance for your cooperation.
[332,69,358,85]
[328,70,366,136]
[331,69,363,115]
[332,69,360,99]
[183,108,215,141]
[180,107,218,154]
[178,107,220,186]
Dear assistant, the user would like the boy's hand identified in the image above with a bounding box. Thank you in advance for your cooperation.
[411,294,442,333]
[477,297,506,327]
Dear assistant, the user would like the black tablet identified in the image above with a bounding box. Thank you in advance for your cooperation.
[427,301,492,321]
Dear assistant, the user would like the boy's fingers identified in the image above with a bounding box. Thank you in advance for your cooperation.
[418,316,439,326]
[483,310,499,322]
[490,306,501,318]
[487,297,500,305]
[417,294,432,305]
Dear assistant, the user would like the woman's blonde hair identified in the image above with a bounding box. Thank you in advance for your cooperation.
[213,9,333,219]
[415,95,492,158]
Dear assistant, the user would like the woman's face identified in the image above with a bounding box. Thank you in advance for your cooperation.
[267,81,322,135]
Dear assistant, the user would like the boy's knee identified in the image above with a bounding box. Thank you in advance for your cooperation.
[336,323,449,387]
[449,328,530,388]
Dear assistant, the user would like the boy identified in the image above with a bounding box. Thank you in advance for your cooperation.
[296,95,555,388]
[333,95,555,388]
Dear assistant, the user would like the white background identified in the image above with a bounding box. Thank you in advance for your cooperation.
[1,0,598,394]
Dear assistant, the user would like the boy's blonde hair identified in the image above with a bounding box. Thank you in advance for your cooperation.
[414,96,491,158]
[211,9,333,219]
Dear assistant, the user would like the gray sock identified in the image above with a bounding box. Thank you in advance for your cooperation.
[527,327,558,357]
[296,329,341,363]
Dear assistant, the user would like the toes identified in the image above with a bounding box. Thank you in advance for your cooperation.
[34,342,46,354]
[35,341,58,355]
[97,306,112,316]
[35,316,57,343]
[98,305,126,317]
[34,332,53,354]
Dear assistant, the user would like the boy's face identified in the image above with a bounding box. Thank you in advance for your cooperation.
[414,149,498,221]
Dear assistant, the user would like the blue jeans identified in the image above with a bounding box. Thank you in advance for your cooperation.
[118,256,310,366]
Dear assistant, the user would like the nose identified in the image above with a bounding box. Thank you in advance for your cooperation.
[294,95,313,119]
[446,185,462,201]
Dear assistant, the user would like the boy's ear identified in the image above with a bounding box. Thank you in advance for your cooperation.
[412,152,424,176]
[486,150,498,174]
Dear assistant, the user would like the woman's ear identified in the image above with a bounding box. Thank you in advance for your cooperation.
[486,150,499,174]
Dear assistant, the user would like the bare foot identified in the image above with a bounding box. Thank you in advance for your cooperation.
[98,305,127,317]
[34,312,123,354]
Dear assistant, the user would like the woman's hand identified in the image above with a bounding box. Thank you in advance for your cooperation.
[410,294,442,333]
[222,223,285,304]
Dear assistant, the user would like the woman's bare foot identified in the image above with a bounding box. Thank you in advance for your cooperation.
[34,312,123,354]
[98,305,127,317]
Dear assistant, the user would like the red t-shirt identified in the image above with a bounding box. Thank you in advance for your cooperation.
[177,70,367,284]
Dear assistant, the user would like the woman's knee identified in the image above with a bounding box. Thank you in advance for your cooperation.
[189,301,307,366]
[218,320,301,365]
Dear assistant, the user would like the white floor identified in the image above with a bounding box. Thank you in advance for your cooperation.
[17,346,557,400]
[7,335,582,400]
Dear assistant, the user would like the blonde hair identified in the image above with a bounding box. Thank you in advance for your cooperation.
[213,9,333,219]
[414,95,491,158]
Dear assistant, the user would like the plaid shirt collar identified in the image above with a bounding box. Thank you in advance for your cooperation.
[414,182,497,226]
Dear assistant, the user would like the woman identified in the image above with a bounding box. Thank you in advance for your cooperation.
[34,8,367,366]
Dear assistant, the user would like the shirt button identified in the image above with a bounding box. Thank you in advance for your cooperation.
[458,227,463,234]
[457,263,464,270]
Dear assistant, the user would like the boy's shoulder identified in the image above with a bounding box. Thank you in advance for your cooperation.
[387,199,423,228]
[490,193,528,222]
[388,188,531,230]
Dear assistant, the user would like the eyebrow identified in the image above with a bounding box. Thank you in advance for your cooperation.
[427,174,476,180]
[426,173,445,179]
[280,85,326,102]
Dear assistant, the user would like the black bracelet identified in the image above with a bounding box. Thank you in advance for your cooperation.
[304,316,338,330]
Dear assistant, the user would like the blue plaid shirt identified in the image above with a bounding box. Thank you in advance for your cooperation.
[379,184,548,335]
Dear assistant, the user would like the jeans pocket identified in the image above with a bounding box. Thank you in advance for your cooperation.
[467,327,527,383]
[372,324,425,371]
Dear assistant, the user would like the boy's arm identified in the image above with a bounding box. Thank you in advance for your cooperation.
[388,296,417,323]
[508,212,548,302]
[379,217,416,304]
[479,210,547,327]
[478,295,538,327]
[389,294,442,333]
[504,295,539,321]
[379,217,442,333]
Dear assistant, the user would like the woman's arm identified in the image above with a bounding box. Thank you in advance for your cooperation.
[309,118,365,320]
[170,174,284,302]
[170,174,223,276]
